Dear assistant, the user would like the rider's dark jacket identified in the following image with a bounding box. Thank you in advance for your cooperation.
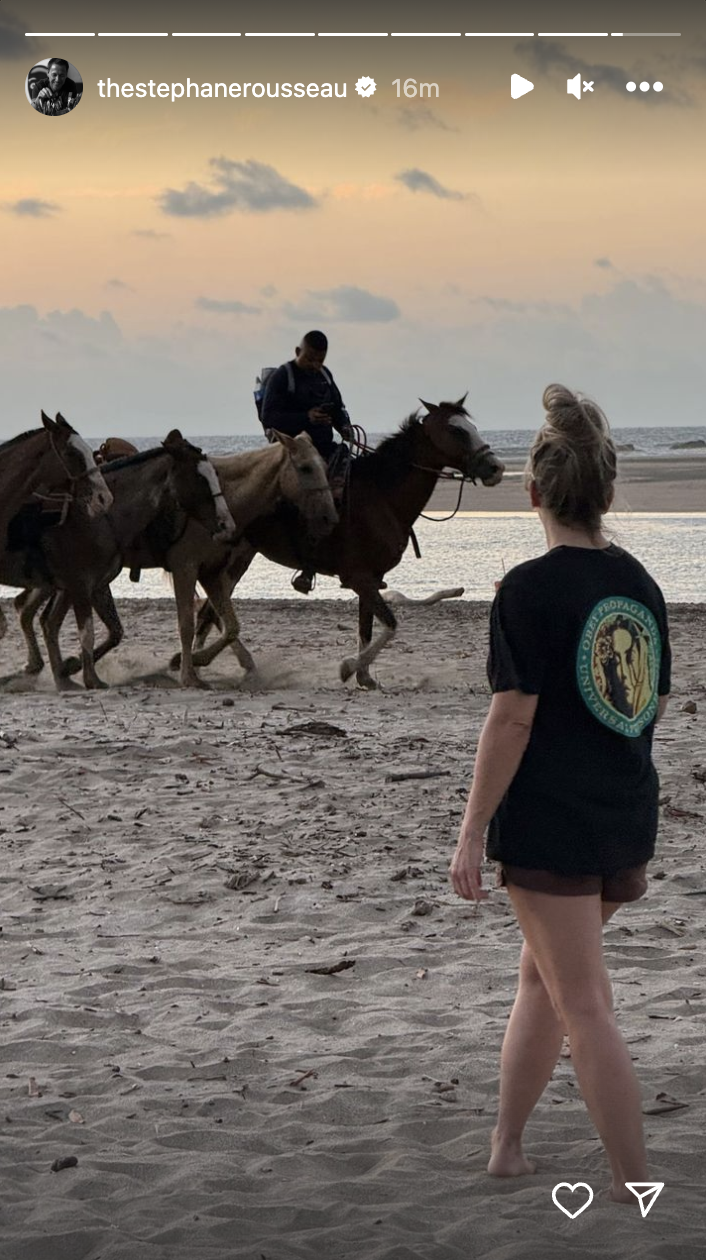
[261,361,349,459]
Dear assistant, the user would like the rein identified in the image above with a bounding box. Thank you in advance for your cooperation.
[348,428,491,525]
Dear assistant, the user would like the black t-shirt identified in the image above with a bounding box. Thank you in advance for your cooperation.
[486,544,671,876]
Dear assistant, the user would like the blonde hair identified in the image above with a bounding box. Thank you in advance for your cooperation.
[525,384,617,533]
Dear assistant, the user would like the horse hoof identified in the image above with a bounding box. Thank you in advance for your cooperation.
[182,675,210,690]
[59,655,82,678]
[356,672,378,691]
[55,678,82,693]
[23,662,44,676]
[340,657,356,683]
[85,679,109,691]
[169,653,181,671]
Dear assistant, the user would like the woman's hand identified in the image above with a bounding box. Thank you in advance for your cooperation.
[450,831,489,903]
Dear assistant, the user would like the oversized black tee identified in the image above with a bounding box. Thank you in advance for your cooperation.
[486,544,671,877]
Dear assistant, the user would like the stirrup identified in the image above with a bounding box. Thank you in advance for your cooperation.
[291,570,315,595]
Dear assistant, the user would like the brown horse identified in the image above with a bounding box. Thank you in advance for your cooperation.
[191,399,505,688]
[10,431,337,689]
[1,431,236,689]
[0,410,112,549]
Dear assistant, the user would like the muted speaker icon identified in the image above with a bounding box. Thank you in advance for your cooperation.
[567,73,594,99]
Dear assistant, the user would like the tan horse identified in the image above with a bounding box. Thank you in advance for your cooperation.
[167,431,338,686]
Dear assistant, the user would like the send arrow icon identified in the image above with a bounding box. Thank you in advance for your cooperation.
[511,74,534,100]
[625,1182,664,1217]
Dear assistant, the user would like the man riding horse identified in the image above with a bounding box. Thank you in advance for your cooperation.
[259,329,353,593]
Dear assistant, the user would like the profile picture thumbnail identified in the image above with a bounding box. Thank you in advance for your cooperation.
[26,58,83,117]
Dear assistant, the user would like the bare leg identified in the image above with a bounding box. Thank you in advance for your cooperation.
[16,587,49,674]
[489,902,619,1177]
[507,888,648,1198]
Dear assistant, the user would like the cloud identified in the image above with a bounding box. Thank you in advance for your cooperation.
[260,284,277,298]
[516,39,692,106]
[284,285,401,324]
[1,13,33,60]
[196,297,261,315]
[595,258,614,270]
[1,277,705,438]
[131,228,171,240]
[6,198,61,218]
[394,169,467,202]
[397,106,455,132]
[105,278,134,291]
[158,157,317,218]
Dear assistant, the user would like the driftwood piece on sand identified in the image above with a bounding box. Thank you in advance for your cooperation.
[385,770,452,783]
[385,587,464,606]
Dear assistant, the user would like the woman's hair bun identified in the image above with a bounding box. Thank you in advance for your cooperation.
[542,384,609,445]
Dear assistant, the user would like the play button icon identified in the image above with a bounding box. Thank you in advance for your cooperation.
[511,73,534,99]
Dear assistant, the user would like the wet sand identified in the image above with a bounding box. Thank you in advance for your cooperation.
[427,456,706,513]
[0,598,704,1259]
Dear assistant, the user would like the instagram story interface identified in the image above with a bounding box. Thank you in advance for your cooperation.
[1,4,705,1259]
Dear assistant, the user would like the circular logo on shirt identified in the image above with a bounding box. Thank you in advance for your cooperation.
[576,597,661,737]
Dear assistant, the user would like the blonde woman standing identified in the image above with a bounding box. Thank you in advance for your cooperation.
[451,385,671,1202]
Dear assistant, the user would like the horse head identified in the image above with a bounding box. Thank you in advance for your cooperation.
[40,410,113,518]
[162,429,237,543]
[418,398,505,486]
[271,431,339,540]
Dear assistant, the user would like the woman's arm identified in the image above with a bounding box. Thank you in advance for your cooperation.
[450,690,538,902]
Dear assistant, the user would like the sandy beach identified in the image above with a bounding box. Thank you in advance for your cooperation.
[426,456,706,513]
[0,596,704,1260]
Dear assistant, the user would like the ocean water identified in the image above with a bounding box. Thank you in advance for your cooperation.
[94,426,706,462]
[90,510,701,605]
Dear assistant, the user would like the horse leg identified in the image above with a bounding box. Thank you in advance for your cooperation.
[40,591,81,692]
[194,599,222,652]
[62,584,124,676]
[191,571,256,674]
[15,588,48,674]
[351,596,376,690]
[171,542,256,670]
[171,563,208,688]
[73,594,107,690]
[340,587,397,688]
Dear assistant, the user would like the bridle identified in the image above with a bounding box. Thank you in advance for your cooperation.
[31,431,103,525]
[349,421,494,523]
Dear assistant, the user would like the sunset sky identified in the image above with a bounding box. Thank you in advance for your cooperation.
[1,2,705,436]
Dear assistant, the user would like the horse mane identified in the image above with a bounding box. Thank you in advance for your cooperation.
[352,414,423,488]
[0,427,43,454]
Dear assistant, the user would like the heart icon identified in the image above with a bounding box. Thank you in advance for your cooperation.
[551,1182,594,1219]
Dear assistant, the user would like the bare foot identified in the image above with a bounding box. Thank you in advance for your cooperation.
[488,1129,537,1177]
[609,1184,640,1205]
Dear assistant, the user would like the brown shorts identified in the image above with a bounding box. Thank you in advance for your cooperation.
[496,863,649,903]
